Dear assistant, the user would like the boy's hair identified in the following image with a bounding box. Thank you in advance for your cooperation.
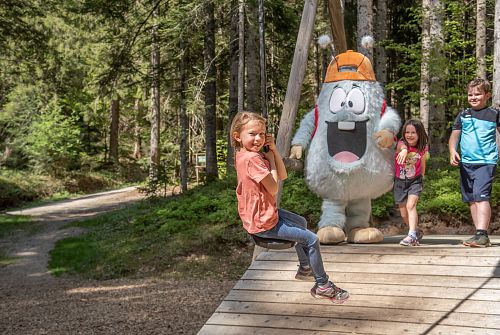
[230,111,266,149]
[467,78,491,94]
[401,119,428,152]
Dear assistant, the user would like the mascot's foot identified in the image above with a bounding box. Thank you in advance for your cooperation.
[317,227,346,245]
[347,228,384,244]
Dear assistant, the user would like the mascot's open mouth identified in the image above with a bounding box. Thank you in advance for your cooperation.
[326,121,367,163]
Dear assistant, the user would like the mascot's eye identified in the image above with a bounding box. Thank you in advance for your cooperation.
[329,88,347,113]
[346,88,365,114]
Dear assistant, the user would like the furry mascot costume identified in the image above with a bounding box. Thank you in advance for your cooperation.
[289,39,401,244]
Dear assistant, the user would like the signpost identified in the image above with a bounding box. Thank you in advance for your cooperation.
[195,152,206,184]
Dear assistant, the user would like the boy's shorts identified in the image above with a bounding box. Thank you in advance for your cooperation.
[393,175,423,204]
[460,163,497,202]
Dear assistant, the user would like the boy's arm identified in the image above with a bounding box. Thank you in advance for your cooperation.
[448,129,461,166]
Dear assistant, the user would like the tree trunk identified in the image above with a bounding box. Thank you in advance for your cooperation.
[179,39,189,193]
[374,0,387,85]
[227,0,239,169]
[476,0,487,79]
[133,94,143,159]
[322,0,329,81]
[419,0,431,134]
[357,0,374,62]
[327,0,347,54]
[149,2,161,183]
[109,95,120,164]
[494,0,500,109]
[246,0,261,113]
[428,0,446,154]
[494,0,500,148]
[238,0,245,112]
[258,0,268,118]
[204,0,218,182]
[315,32,321,97]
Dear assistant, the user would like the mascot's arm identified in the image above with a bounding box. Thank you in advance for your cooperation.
[373,106,401,148]
[289,110,315,159]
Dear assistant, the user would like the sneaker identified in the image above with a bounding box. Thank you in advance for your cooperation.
[416,229,424,242]
[399,235,419,246]
[295,266,315,281]
[310,281,349,304]
[463,233,491,248]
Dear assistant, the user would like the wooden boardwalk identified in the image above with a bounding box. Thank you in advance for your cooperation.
[198,235,500,335]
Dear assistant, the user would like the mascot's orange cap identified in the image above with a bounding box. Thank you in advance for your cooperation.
[324,50,376,82]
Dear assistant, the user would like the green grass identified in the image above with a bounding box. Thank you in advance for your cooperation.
[0,214,36,239]
[48,176,254,280]
[0,164,145,211]
[43,155,500,280]
[0,214,38,266]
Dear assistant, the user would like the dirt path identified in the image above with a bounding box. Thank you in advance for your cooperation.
[0,188,235,335]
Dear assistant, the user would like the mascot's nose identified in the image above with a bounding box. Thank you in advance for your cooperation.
[338,121,355,130]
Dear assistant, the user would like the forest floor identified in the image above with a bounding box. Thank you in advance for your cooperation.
[0,187,235,335]
[0,187,496,334]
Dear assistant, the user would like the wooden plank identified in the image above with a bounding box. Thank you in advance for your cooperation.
[241,269,500,289]
[249,261,500,277]
[215,301,500,329]
[269,245,500,257]
[198,325,345,335]
[233,279,500,301]
[204,312,499,335]
[256,251,499,266]
[200,236,500,334]
[225,290,500,315]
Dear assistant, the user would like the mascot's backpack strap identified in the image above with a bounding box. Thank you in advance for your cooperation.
[311,104,319,140]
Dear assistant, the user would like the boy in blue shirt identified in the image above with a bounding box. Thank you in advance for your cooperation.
[449,78,500,247]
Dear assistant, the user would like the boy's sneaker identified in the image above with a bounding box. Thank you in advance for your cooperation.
[295,266,315,281]
[310,281,349,304]
[399,235,419,246]
[463,233,491,248]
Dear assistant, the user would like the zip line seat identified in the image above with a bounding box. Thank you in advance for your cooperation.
[249,233,296,250]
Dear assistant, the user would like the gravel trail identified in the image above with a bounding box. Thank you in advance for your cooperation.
[0,188,234,335]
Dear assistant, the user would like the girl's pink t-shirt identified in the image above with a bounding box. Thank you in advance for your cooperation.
[394,140,428,179]
[235,150,278,234]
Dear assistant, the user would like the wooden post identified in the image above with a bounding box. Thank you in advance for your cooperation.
[253,0,318,262]
[276,0,318,158]
[327,0,347,54]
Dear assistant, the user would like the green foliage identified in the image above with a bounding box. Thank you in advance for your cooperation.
[371,193,395,219]
[24,98,82,172]
[419,167,468,217]
[280,171,322,228]
[216,137,227,178]
[0,214,35,239]
[0,167,140,210]
[48,175,250,279]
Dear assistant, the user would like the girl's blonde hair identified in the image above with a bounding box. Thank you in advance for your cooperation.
[230,111,267,149]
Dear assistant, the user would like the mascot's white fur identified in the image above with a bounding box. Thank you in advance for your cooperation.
[290,40,401,244]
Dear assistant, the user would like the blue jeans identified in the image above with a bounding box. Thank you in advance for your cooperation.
[255,209,329,285]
